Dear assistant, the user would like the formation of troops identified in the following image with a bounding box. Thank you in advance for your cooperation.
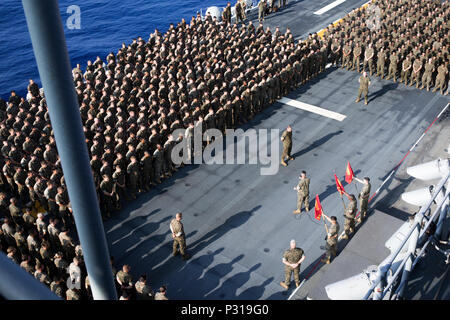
[325,0,449,96]
[0,0,447,297]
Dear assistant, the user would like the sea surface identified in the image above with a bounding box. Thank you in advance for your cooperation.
[0,0,231,99]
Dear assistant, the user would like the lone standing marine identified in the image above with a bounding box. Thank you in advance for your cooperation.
[170,212,190,260]
[280,239,305,289]
[280,125,294,167]
[355,71,371,105]
[293,171,310,214]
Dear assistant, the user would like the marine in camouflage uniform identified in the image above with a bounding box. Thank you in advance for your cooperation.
[55,187,71,227]
[409,57,423,88]
[153,144,164,183]
[355,71,370,105]
[321,213,340,264]
[386,50,399,82]
[433,63,448,94]
[112,165,128,203]
[400,56,412,85]
[140,151,153,191]
[352,42,362,73]
[293,171,310,214]
[222,2,232,25]
[342,192,357,239]
[100,175,115,219]
[235,1,245,24]
[50,277,65,298]
[170,212,189,260]
[280,125,293,167]
[126,156,139,199]
[376,47,386,78]
[363,43,375,76]
[280,239,305,289]
[342,41,352,70]
[258,0,266,23]
[116,264,133,290]
[356,177,371,222]
[330,38,341,67]
[420,58,435,91]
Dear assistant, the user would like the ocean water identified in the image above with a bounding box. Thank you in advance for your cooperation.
[0,0,230,99]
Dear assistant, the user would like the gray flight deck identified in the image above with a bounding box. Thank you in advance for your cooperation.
[103,0,449,300]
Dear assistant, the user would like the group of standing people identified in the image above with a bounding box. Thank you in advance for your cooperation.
[328,0,449,103]
[279,170,371,290]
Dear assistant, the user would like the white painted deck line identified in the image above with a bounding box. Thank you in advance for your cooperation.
[314,0,346,15]
[279,97,347,122]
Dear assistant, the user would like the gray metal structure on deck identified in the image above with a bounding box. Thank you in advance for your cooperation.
[363,172,449,300]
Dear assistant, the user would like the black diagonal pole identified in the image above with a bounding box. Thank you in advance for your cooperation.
[21,0,116,299]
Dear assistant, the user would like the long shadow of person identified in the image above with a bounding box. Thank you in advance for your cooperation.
[291,130,343,159]
[188,205,262,256]
[176,247,225,289]
[368,82,399,103]
[237,276,275,300]
[205,262,262,299]
[105,208,161,242]
[176,254,246,299]
[108,215,171,254]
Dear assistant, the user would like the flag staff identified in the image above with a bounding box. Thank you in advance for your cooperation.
[334,173,347,211]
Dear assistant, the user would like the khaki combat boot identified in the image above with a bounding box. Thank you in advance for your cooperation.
[341,234,349,240]
[280,282,289,290]
[364,99,368,105]
[355,98,360,103]
[320,257,331,264]
[281,160,287,167]
[295,282,301,288]
[293,209,301,214]
[420,84,424,90]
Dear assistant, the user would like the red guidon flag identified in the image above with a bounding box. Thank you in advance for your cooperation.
[334,174,345,195]
[345,161,354,184]
[314,194,323,220]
